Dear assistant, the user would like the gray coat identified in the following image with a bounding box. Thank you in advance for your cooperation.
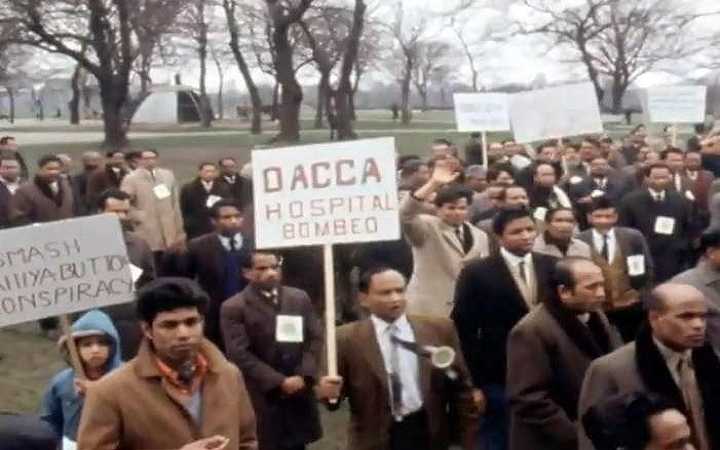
[672,260,720,355]
[507,302,621,450]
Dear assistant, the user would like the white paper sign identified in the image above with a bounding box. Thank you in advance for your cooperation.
[276,315,304,343]
[0,215,134,328]
[510,82,603,143]
[646,86,707,124]
[654,216,676,235]
[252,138,400,248]
[153,184,171,200]
[453,93,511,132]
[627,255,646,277]
[533,207,548,222]
[206,195,222,208]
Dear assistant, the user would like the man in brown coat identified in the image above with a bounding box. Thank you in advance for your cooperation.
[78,277,258,450]
[222,250,322,450]
[86,150,128,209]
[10,154,74,225]
[507,257,622,450]
[317,267,479,450]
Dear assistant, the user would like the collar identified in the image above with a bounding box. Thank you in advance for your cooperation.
[370,314,411,336]
[686,170,698,179]
[217,233,243,250]
[592,228,615,241]
[134,338,224,380]
[500,247,532,266]
[578,313,591,324]
[224,174,237,183]
[543,231,571,253]
[258,287,279,302]
[201,179,213,190]
[154,352,209,395]
[653,336,692,368]
[648,188,665,198]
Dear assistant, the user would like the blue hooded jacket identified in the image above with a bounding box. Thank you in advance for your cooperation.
[39,310,123,441]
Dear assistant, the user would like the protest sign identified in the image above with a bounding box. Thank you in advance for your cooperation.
[510,82,603,143]
[252,137,400,249]
[646,85,707,124]
[253,138,400,377]
[0,214,134,328]
[453,93,511,132]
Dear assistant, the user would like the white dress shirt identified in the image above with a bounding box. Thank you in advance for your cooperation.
[648,188,666,202]
[217,233,243,251]
[0,176,19,194]
[370,314,423,417]
[201,180,214,193]
[592,228,616,263]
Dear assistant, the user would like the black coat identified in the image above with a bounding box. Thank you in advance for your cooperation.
[0,181,12,229]
[218,174,253,210]
[180,179,232,240]
[619,189,695,282]
[451,252,558,386]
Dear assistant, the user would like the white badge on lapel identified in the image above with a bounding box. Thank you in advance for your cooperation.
[653,216,675,235]
[533,206,548,221]
[627,255,645,276]
[153,184,171,200]
[129,263,143,283]
[685,190,696,202]
[276,315,304,343]
[206,195,222,208]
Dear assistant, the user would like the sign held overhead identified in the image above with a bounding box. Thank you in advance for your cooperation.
[646,85,707,124]
[453,93,511,132]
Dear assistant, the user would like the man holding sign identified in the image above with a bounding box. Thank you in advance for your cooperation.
[222,249,323,450]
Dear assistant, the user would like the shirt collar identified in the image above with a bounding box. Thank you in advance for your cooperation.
[217,233,243,250]
[370,314,410,336]
[500,247,532,266]
[653,337,692,368]
[154,353,208,395]
[592,228,615,241]
[648,188,665,198]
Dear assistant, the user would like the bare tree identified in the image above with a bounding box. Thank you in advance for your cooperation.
[523,0,707,112]
[412,40,453,110]
[450,11,507,92]
[210,44,228,120]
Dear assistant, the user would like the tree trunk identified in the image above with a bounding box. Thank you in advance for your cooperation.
[401,63,412,125]
[272,80,280,121]
[6,87,15,124]
[217,78,224,120]
[471,69,478,92]
[70,64,82,125]
[99,80,129,149]
[315,73,329,129]
[349,92,357,121]
[273,25,302,141]
[223,0,262,134]
[198,13,212,128]
[611,78,626,114]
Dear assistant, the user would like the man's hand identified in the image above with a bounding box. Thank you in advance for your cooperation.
[472,388,487,414]
[74,378,98,397]
[280,376,306,396]
[169,239,188,254]
[179,436,230,450]
[430,158,461,185]
[316,375,343,401]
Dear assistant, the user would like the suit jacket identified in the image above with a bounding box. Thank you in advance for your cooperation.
[452,252,558,386]
[10,177,74,225]
[0,180,17,229]
[120,167,185,251]
[564,173,626,204]
[335,315,478,450]
[682,170,714,212]
[672,260,720,356]
[507,302,621,450]
[533,234,592,259]
[578,325,720,450]
[86,166,127,210]
[181,232,252,349]
[619,188,694,282]
[180,178,232,239]
[401,195,489,317]
[578,226,655,293]
[71,172,92,216]
[218,174,253,210]
[221,285,322,450]
[77,339,258,450]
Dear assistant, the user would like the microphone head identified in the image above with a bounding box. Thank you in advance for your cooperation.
[429,346,455,369]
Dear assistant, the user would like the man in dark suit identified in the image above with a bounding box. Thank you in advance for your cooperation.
[71,151,103,215]
[0,152,24,229]
[507,257,622,450]
[317,267,479,450]
[180,198,251,350]
[222,250,322,450]
[619,163,695,282]
[218,157,253,210]
[0,136,28,179]
[86,150,128,209]
[579,196,654,341]
[579,283,720,450]
[180,161,232,240]
[452,207,558,450]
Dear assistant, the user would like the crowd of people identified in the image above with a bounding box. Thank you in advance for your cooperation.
[1,123,720,450]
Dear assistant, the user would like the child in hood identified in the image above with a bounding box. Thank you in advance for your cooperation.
[40,309,122,443]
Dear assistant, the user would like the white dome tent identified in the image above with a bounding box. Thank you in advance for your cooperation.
[132,85,206,124]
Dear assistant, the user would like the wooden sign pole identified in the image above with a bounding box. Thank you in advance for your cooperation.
[323,244,337,377]
[59,314,86,380]
[481,131,489,169]
[672,124,678,147]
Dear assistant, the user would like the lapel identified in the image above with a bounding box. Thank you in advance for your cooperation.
[634,325,685,407]
[492,255,529,314]
[613,228,632,257]
[357,319,389,392]
[439,222,464,255]
[544,300,610,358]
[206,234,228,278]
[407,317,434,402]
[244,285,279,318]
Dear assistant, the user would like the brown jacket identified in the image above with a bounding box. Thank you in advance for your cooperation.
[335,315,478,450]
[77,339,258,450]
[10,177,74,225]
[121,167,185,251]
[221,285,323,450]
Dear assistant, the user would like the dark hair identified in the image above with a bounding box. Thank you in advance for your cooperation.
[700,228,720,252]
[105,150,125,159]
[126,151,141,161]
[0,150,18,163]
[397,155,422,170]
[694,123,706,134]
[644,162,671,178]
[209,198,242,218]
[239,249,278,269]
[551,256,593,291]
[588,196,617,213]
[486,163,514,182]
[358,266,402,293]
[492,207,533,235]
[532,161,559,178]
[97,189,131,211]
[136,277,209,324]
[433,184,473,207]
[581,137,602,148]
[0,136,15,145]
[400,159,427,178]
[219,157,237,166]
[545,207,575,223]
[197,161,216,171]
[660,147,684,160]
[37,154,62,168]
[536,140,557,154]
[432,138,453,147]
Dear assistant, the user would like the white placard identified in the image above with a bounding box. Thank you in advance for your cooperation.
[0,215,134,328]
[453,93,511,132]
[510,82,603,143]
[252,138,400,248]
[276,315,304,343]
[153,184,171,200]
[627,255,646,277]
[654,216,676,235]
[646,86,707,124]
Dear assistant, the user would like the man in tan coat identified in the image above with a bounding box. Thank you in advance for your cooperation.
[121,149,185,264]
[401,158,489,317]
[77,278,258,450]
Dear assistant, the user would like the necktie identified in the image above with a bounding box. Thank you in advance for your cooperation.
[455,227,465,252]
[229,237,237,252]
[675,174,682,192]
[678,357,710,450]
[517,261,528,285]
[601,234,610,262]
[387,325,403,420]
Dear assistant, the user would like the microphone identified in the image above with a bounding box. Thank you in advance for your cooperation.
[391,336,458,380]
